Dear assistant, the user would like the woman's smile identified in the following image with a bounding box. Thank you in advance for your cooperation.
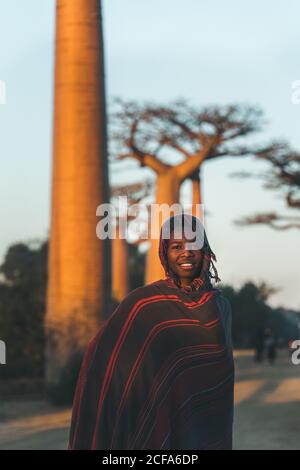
[167,234,203,287]
[178,262,195,271]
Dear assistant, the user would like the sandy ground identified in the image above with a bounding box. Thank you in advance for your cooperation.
[0,348,299,450]
[233,348,300,450]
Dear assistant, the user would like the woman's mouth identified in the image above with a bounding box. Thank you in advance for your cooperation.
[178,263,195,271]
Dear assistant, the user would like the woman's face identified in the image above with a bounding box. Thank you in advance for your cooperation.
[166,233,203,286]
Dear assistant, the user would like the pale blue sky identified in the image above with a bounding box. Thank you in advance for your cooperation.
[0,0,299,309]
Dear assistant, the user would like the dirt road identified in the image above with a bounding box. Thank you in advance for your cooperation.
[0,349,299,450]
[233,348,300,449]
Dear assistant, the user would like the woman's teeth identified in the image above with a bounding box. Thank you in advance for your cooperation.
[179,263,194,269]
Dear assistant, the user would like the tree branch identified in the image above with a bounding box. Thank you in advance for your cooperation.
[175,136,222,181]
[234,212,300,230]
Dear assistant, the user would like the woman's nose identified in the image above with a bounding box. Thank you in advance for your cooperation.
[182,244,194,255]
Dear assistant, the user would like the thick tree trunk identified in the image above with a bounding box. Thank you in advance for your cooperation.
[145,171,181,284]
[191,169,202,218]
[112,224,129,302]
[45,0,111,402]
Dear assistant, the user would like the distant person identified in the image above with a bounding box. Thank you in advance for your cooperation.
[253,328,265,363]
[264,328,277,365]
[68,214,235,450]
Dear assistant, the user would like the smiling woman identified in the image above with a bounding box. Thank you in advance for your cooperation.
[168,235,204,281]
[68,213,234,450]
[159,213,221,293]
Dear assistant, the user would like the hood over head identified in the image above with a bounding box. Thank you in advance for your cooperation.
[158,213,220,291]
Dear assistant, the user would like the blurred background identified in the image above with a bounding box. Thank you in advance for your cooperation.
[0,0,299,450]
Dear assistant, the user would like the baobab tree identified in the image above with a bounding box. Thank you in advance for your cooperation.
[45,0,111,403]
[112,99,266,283]
[111,180,153,301]
[235,142,300,230]
[191,169,202,218]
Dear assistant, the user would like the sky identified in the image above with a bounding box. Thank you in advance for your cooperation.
[0,0,299,309]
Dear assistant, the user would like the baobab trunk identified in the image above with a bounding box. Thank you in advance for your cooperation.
[145,171,181,284]
[112,224,129,302]
[191,169,202,218]
[45,0,111,402]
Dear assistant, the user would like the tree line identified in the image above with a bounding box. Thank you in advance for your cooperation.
[0,240,298,379]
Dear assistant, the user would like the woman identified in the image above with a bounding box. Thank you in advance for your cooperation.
[68,214,235,450]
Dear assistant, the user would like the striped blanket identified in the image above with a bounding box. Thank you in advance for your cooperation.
[68,279,235,450]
